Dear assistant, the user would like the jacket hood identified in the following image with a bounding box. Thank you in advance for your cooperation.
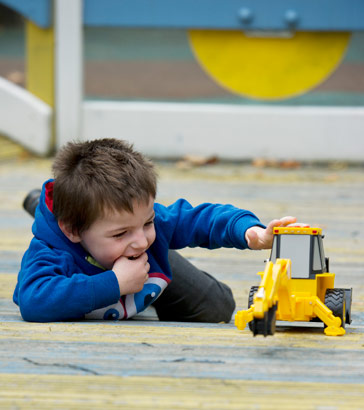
[32,179,88,262]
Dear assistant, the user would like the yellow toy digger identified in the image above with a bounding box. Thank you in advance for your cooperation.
[235,227,352,336]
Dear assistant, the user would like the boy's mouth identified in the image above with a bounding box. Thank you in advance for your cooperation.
[128,253,143,260]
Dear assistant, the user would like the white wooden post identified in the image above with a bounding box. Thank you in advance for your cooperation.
[54,0,83,149]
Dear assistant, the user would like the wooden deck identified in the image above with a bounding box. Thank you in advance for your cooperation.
[1,138,364,408]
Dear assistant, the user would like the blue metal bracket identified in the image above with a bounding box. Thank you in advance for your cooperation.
[1,0,364,31]
[0,0,51,28]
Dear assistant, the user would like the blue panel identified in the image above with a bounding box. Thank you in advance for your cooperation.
[84,0,364,31]
[0,0,52,28]
[1,0,363,30]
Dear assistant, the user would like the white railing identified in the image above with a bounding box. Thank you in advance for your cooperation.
[0,77,52,155]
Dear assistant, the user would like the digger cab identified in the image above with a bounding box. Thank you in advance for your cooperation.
[269,227,329,279]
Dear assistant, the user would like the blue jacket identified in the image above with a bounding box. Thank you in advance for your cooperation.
[13,179,264,322]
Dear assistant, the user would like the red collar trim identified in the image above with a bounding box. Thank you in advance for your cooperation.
[45,181,54,213]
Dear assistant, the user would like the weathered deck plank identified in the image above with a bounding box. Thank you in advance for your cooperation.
[1,373,364,409]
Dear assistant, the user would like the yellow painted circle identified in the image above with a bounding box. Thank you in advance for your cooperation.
[188,30,351,100]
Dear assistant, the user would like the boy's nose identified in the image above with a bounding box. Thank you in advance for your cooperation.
[131,230,149,249]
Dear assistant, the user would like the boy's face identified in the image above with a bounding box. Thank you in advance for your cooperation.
[68,197,156,270]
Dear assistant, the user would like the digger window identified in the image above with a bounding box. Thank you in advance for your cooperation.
[312,236,326,273]
[272,235,311,278]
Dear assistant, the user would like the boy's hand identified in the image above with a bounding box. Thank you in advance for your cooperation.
[245,216,297,250]
[112,252,150,295]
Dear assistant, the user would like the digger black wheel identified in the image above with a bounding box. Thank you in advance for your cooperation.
[325,289,346,329]
[248,286,259,331]
[336,288,353,324]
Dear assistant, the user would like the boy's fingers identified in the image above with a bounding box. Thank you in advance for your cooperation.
[279,216,297,226]
[266,219,281,231]
[268,216,297,230]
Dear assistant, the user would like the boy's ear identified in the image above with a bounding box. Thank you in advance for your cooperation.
[58,220,81,243]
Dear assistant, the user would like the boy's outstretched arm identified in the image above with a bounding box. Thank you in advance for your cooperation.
[245,216,297,250]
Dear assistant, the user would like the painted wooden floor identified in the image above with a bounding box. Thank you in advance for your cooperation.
[1,138,364,408]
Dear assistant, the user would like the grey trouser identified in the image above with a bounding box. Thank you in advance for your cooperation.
[152,250,235,323]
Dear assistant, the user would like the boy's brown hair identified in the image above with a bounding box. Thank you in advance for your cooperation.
[52,138,157,233]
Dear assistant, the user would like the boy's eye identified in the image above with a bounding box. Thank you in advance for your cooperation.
[145,219,154,227]
[112,231,126,238]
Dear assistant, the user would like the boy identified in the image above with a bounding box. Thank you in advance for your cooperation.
[14,138,296,323]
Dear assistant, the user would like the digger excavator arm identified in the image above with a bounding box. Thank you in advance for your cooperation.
[235,259,292,336]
